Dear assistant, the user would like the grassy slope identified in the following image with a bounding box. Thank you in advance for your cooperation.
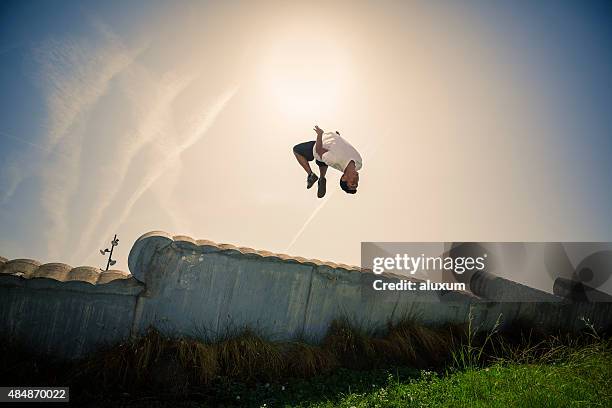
[3,319,611,407]
[303,350,612,408]
[156,343,610,407]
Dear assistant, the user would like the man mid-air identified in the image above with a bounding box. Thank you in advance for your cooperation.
[292,125,362,198]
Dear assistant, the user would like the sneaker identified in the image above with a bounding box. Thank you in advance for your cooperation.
[317,177,327,198]
[307,172,319,189]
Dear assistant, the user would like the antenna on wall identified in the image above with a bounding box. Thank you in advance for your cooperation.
[100,234,119,271]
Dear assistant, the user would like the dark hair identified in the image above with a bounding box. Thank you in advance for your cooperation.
[340,179,357,194]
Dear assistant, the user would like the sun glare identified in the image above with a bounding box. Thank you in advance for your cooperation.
[259,33,351,119]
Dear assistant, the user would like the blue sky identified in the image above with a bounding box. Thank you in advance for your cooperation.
[1,1,611,288]
[471,0,612,219]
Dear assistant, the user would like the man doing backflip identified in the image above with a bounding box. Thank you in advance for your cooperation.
[292,125,362,198]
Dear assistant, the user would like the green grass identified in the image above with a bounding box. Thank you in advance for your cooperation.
[307,361,611,408]
[80,340,611,407]
[191,332,612,407]
[298,342,612,408]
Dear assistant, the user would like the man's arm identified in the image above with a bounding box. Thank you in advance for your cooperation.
[314,125,328,156]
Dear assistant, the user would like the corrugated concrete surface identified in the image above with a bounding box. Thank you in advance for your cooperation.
[0,258,143,358]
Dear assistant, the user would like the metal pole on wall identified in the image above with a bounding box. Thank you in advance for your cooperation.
[100,234,119,271]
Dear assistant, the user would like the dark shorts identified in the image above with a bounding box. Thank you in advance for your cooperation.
[293,141,327,167]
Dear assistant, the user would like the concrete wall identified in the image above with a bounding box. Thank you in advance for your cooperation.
[1,231,611,360]
[127,232,481,342]
[0,258,143,359]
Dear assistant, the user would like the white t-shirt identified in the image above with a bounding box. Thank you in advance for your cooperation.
[313,132,363,172]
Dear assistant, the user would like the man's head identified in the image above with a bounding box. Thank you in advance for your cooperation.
[340,167,359,194]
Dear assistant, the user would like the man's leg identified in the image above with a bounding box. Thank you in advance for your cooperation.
[293,151,313,175]
[293,141,319,189]
[318,164,328,179]
[317,162,328,198]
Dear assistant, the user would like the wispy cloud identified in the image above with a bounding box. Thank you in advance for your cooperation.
[90,85,239,257]
[286,188,337,252]
[0,154,31,206]
[34,23,145,258]
[13,10,238,267]
[70,74,196,262]
[35,26,145,150]
[0,129,72,205]
[0,130,72,159]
